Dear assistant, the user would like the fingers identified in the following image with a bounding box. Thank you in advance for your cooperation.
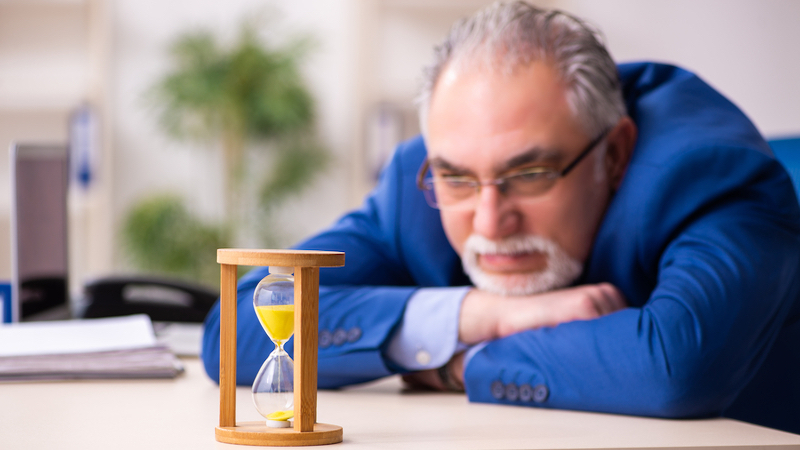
[449,352,466,386]
[598,282,628,313]
[475,282,628,338]
[402,369,445,391]
[591,283,627,316]
[536,282,627,326]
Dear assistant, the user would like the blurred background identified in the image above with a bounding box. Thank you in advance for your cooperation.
[1,0,799,296]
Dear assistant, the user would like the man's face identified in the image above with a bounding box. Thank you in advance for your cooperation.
[425,61,617,294]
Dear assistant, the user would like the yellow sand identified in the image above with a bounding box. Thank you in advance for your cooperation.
[266,410,294,421]
[255,305,294,341]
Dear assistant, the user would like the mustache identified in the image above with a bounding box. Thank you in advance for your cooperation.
[463,234,562,256]
[460,234,583,296]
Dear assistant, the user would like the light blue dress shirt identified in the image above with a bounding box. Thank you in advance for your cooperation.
[384,286,474,370]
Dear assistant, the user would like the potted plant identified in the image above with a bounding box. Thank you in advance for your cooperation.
[123,17,328,284]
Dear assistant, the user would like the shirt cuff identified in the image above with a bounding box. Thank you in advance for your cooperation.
[384,286,470,371]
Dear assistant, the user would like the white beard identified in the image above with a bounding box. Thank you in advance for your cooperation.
[461,234,583,296]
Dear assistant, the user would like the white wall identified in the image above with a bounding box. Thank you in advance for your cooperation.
[106,0,800,272]
[557,0,800,138]
[3,0,796,292]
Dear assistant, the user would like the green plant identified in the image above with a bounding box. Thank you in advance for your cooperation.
[121,194,229,286]
[146,18,325,224]
[123,16,330,282]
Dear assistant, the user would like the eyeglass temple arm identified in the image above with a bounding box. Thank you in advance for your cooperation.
[560,128,610,177]
[417,159,431,189]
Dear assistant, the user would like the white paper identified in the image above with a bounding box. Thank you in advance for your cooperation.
[0,314,157,357]
[153,322,203,356]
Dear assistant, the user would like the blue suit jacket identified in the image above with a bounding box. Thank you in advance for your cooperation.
[202,62,800,434]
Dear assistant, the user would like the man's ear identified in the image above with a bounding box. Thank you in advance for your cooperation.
[604,116,637,190]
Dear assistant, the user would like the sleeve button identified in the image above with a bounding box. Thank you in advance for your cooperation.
[346,327,362,343]
[519,384,533,402]
[319,330,332,348]
[504,383,519,401]
[533,384,549,403]
[490,380,505,400]
[332,328,347,346]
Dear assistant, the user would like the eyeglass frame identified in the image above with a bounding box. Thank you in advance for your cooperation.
[416,128,611,209]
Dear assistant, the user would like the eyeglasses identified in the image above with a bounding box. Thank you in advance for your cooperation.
[416,129,609,210]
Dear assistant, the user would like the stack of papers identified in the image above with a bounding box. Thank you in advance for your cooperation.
[0,315,184,381]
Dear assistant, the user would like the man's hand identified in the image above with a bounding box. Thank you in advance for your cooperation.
[402,352,467,392]
[401,368,445,391]
[403,283,625,391]
[459,283,627,344]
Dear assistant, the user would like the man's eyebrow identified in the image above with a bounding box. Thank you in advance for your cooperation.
[500,147,562,172]
[429,147,562,175]
[428,157,474,175]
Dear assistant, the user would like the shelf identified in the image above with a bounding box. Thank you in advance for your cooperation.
[0,0,87,6]
[379,0,494,12]
[0,0,94,111]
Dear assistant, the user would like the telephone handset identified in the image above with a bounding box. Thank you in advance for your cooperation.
[82,276,218,323]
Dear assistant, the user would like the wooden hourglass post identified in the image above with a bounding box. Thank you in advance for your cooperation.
[295,265,319,431]
[215,249,344,446]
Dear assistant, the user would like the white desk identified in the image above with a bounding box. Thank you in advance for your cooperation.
[2,358,799,449]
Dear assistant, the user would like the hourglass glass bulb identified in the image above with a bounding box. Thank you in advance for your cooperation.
[252,349,294,427]
[254,267,295,342]
[252,267,296,427]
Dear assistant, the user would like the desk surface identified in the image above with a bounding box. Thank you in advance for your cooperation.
[2,358,798,450]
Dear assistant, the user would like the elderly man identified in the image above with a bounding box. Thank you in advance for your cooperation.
[202,2,800,433]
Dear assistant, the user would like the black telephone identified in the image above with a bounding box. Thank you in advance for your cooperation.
[11,142,218,324]
[81,276,218,323]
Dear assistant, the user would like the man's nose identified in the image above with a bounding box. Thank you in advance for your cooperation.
[472,185,520,240]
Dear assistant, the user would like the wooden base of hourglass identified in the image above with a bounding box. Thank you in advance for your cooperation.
[215,249,345,446]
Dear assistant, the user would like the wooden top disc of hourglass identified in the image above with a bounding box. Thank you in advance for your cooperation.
[217,249,345,268]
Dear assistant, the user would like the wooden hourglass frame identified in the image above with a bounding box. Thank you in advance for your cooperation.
[215,249,345,446]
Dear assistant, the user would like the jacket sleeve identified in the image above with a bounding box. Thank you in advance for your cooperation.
[201,140,426,387]
[462,146,800,418]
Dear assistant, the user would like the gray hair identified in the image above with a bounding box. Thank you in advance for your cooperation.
[417,1,626,139]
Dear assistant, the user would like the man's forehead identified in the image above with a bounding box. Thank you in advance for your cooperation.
[430,61,569,114]
[425,60,585,172]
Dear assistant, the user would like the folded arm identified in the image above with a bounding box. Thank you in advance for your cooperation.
[460,160,800,418]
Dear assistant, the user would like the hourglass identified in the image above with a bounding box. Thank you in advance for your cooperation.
[215,249,345,446]
[252,266,296,428]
